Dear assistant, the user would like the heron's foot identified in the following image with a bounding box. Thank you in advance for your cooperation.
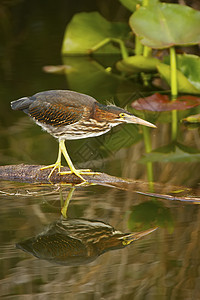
[59,169,86,182]
[40,162,63,179]
[59,169,100,182]
[41,164,99,182]
[40,163,63,171]
[77,169,100,175]
[60,170,99,175]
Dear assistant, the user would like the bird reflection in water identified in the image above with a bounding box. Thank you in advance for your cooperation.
[16,188,157,265]
[16,217,157,266]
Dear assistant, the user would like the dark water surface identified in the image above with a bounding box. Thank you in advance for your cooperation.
[0,1,200,299]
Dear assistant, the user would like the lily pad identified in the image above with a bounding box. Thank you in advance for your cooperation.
[62,56,126,99]
[116,55,159,73]
[183,113,200,124]
[157,63,200,94]
[129,3,200,49]
[119,0,159,12]
[163,54,200,91]
[119,0,142,12]
[140,143,200,163]
[132,93,200,111]
[62,12,130,55]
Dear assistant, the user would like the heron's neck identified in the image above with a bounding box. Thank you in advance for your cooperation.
[93,103,119,123]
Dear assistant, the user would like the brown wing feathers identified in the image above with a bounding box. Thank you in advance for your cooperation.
[11,90,97,127]
[29,102,83,126]
[11,93,84,127]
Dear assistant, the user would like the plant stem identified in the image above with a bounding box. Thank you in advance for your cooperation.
[135,36,143,55]
[143,46,152,57]
[171,110,178,141]
[143,126,154,191]
[143,127,151,153]
[89,37,128,59]
[135,1,150,57]
[170,47,178,98]
[141,46,153,86]
[170,46,178,141]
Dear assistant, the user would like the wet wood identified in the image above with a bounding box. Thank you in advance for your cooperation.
[0,164,199,203]
[0,164,130,185]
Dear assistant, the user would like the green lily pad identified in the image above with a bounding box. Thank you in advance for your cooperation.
[183,113,200,124]
[157,63,200,94]
[61,56,126,99]
[164,54,200,91]
[62,12,130,55]
[119,0,142,12]
[129,3,200,49]
[140,143,200,163]
[119,0,159,11]
[116,55,159,73]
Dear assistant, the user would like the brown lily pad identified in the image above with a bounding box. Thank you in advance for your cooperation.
[132,93,200,111]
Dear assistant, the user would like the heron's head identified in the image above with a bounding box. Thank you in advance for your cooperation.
[94,103,156,128]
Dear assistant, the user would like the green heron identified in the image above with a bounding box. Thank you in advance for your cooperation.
[16,218,157,265]
[11,90,156,181]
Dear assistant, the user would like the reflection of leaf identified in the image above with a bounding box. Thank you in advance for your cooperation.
[130,3,200,49]
[140,143,200,163]
[62,12,130,55]
[43,65,73,74]
[132,93,200,111]
[183,113,200,124]
[157,63,200,94]
[62,56,125,99]
[116,55,159,73]
[128,201,174,233]
[164,54,200,91]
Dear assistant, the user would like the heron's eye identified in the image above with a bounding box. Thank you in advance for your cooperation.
[119,113,126,118]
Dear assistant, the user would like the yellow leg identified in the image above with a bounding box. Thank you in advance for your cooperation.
[41,140,98,182]
[40,145,62,179]
[60,140,100,180]
[59,140,88,181]
[61,187,75,218]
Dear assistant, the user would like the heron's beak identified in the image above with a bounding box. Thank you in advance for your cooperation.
[120,227,158,245]
[123,113,156,128]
